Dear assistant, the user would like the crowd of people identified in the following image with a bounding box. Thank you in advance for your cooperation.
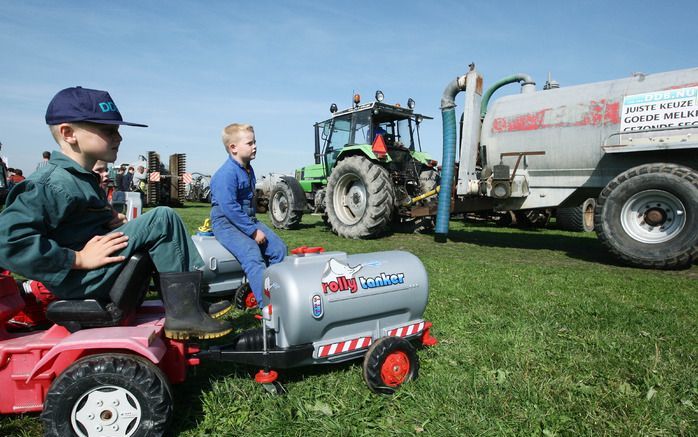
[1,145,150,195]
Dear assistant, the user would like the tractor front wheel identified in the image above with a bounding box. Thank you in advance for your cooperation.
[326,156,394,239]
[269,181,303,229]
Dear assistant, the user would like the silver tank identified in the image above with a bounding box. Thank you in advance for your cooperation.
[480,67,698,192]
[190,234,244,295]
[263,250,428,350]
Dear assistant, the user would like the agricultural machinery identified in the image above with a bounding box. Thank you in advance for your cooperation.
[433,64,698,269]
[258,92,440,237]
[0,231,435,435]
[266,66,698,268]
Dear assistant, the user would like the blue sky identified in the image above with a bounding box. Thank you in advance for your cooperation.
[1,0,695,176]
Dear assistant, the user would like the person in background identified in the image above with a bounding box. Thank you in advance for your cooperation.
[36,151,51,172]
[9,168,25,186]
[132,165,147,192]
[115,166,125,192]
[122,166,134,191]
[92,160,111,193]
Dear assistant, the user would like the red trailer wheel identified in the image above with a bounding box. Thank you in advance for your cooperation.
[381,350,411,386]
[362,337,419,394]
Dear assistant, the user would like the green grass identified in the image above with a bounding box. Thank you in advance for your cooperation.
[2,203,697,436]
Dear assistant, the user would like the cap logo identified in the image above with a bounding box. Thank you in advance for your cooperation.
[98,101,118,113]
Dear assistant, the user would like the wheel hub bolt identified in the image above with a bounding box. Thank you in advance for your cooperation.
[96,425,103,432]
[113,425,119,431]
[112,399,119,406]
[88,413,95,420]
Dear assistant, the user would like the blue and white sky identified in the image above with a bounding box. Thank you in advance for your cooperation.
[1,0,694,176]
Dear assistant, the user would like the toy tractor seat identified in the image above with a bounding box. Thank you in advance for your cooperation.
[46,252,155,332]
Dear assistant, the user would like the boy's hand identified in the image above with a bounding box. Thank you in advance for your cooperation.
[108,212,128,229]
[73,232,129,269]
[253,229,267,245]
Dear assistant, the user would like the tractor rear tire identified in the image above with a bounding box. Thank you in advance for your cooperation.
[557,198,596,232]
[269,181,303,229]
[595,163,698,269]
[41,353,173,437]
[326,156,395,239]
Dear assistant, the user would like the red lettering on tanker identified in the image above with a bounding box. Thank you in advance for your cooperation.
[491,100,620,133]
[322,276,358,294]
[321,258,363,294]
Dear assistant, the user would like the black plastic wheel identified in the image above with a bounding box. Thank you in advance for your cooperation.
[269,181,303,229]
[41,353,173,437]
[326,156,395,239]
[234,283,257,310]
[595,163,698,269]
[362,337,419,395]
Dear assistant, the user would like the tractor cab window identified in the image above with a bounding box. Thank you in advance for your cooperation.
[396,118,417,151]
[323,118,351,152]
[352,111,372,145]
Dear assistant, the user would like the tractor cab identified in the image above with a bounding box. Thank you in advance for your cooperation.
[314,92,432,176]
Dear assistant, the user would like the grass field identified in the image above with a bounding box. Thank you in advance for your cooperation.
[2,203,697,436]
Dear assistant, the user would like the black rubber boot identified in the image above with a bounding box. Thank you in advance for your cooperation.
[202,299,233,319]
[159,271,233,340]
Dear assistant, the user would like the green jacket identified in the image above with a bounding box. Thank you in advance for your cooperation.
[0,150,113,291]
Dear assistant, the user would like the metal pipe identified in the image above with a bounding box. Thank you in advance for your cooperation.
[480,74,536,118]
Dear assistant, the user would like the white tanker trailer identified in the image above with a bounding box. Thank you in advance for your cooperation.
[432,65,698,269]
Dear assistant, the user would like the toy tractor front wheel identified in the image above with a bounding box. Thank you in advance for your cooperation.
[362,337,419,394]
[41,353,173,437]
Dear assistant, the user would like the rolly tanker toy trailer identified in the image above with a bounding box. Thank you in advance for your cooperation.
[428,64,698,269]
[0,244,435,435]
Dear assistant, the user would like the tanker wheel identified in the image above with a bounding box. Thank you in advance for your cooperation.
[595,163,698,269]
[269,182,303,229]
[234,283,258,310]
[362,337,419,395]
[557,198,596,232]
[326,155,395,239]
[41,353,173,437]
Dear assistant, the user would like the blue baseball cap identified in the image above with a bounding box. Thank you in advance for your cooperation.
[45,86,147,127]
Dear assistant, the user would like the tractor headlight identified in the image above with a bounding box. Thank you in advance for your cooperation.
[375,90,384,102]
[407,98,415,109]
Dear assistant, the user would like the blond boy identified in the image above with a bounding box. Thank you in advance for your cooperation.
[210,124,286,308]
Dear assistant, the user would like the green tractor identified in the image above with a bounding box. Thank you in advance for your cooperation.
[265,91,439,238]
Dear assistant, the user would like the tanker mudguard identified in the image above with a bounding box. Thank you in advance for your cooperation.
[262,250,429,365]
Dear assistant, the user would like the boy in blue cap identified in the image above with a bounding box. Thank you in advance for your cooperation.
[0,87,231,339]
[210,123,286,308]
